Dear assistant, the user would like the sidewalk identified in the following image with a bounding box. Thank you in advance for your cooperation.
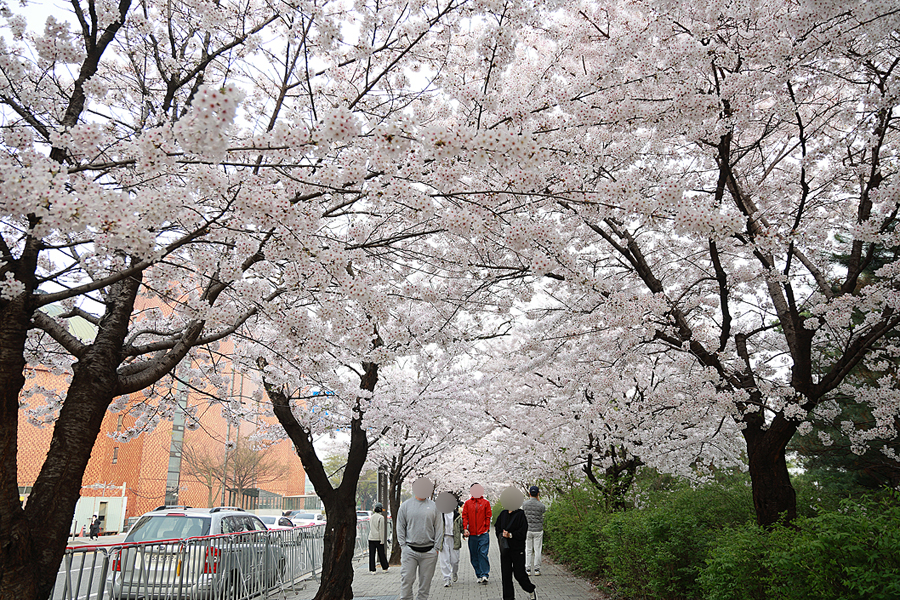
[280,538,606,600]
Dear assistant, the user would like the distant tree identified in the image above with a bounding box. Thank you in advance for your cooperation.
[183,438,292,508]
[181,444,225,508]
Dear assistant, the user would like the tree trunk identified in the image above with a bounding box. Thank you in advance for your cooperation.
[0,237,46,600]
[387,455,406,566]
[0,294,39,600]
[266,358,379,600]
[744,415,797,527]
[316,489,359,600]
[0,274,140,600]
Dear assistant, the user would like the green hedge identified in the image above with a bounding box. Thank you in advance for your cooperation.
[702,499,900,600]
[544,478,900,600]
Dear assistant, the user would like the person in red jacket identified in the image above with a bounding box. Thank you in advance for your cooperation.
[462,483,492,584]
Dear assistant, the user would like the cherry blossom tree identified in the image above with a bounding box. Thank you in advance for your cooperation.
[453,0,900,526]
[1,0,541,598]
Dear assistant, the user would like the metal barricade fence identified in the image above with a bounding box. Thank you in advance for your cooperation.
[54,521,371,600]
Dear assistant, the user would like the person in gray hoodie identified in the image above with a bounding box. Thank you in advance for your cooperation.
[397,477,442,600]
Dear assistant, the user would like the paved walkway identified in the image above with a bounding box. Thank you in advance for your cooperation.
[281,538,606,600]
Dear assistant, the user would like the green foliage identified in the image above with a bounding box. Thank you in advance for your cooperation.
[598,481,754,600]
[543,484,613,578]
[701,497,900,600]
[544,473,754,599]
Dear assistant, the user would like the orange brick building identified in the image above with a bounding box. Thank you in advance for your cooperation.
[18,309,307,535]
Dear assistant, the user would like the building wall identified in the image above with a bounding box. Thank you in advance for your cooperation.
[18,366,307,521]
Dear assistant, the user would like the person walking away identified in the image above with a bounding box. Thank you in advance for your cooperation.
[397,477,442,600]
[522,485,547,575]
[436,493,461,586]
[89,515,101,540]
[495,487,536,600]
[462,483,492,584]
[368,503,390,573]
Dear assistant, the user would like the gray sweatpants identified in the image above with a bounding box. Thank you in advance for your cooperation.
[400,545,439,600]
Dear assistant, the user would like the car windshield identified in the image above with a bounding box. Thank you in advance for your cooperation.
[293,513,315,519]
[259,516,277,524]
[126,515,211,542]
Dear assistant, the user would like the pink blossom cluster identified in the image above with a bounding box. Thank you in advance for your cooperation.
[316,106,361,143]
[173,83,244,159]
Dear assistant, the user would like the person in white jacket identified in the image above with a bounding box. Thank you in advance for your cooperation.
[368,503,390,573]
[436,492,462,587]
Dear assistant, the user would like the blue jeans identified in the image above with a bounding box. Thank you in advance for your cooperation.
[468,532,490,578]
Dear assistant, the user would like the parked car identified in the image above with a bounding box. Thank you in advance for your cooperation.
[106,506,285,599]
[259,515,295,530]
[285,512,324,528]
[356,510,372,521]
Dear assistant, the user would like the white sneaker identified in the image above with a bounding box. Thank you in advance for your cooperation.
[534,570,541,576]
[452,574,458,582]
[444,580,451,587]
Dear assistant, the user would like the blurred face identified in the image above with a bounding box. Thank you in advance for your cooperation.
[500,487,524,511]
[436,491,457,513]
[469,483,484,499]
[412,477,434,500]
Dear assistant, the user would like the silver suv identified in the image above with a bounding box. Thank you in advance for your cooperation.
[107,506,285,599]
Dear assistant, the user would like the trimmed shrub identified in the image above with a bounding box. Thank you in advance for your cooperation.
[544,486,613,577]
[701,498,900,600]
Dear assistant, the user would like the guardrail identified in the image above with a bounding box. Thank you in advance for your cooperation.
[55,520,371,600]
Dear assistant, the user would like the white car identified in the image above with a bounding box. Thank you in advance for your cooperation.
[259,515,295,530]
[106,506,285,599]
[286,512,325,528]
[356,511,372,521]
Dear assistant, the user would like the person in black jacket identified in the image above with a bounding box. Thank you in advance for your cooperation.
[494,487,536,600]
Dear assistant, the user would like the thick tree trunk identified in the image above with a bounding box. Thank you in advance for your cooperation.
[0,236,43,600]
[1,275,140,600]
[743,415,797,527]
[0,299,39,600]
[316,491,359,600]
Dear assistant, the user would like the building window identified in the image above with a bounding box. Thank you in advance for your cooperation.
[112,447,119,464]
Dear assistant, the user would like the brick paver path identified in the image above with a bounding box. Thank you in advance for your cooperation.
[279,537,607,600]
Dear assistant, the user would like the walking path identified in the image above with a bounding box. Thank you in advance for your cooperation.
[281,537,606,600]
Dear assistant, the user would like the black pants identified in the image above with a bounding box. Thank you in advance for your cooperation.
[369,540,388,571]
[499,547,534,600]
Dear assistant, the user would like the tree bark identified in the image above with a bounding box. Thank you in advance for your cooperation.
[387,452,407,566]
[266,359,378,600]
[0,237,41,600]
[1,273,141,600]
[743,415,798,527]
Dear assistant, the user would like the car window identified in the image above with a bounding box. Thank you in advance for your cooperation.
[259,516,276,524]
[221,516,241,534]
[294,513,315,519]
[247,516,268,531]
[126,515,211,543]
[278,517,293,527]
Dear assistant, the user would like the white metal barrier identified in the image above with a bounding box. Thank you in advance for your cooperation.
[55,520,370,600]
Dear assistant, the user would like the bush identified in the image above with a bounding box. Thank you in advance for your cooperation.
[544,485,613,578]
[701,497,900,600]
[601,507,709,600]
[699,522,773,600]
